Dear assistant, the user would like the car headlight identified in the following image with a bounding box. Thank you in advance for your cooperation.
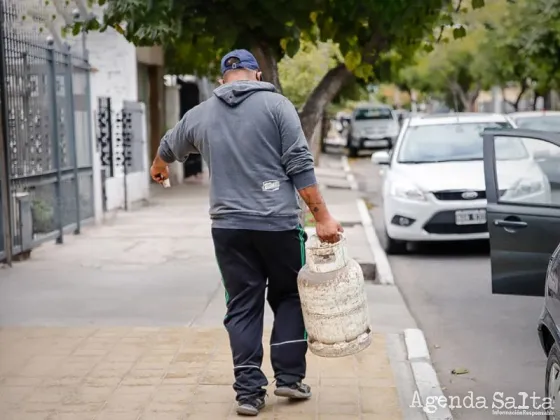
[501,178,544,200]
[389,180,426,201]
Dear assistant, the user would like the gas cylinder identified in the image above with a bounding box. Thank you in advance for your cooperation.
[297,234,372,357]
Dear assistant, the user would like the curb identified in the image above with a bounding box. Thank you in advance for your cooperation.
[341,155,452,420]
[356,198,394,285]
[340,155,359,191]
[405,329,454,420]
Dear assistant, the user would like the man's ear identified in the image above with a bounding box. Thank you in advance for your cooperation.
[218,78,225,85]
[256,71,263,81]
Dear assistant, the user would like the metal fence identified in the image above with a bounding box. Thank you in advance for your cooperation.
[96,97,146,212]
[0,1,94,264]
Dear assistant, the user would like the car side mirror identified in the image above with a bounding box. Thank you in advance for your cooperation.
[372,150,390,165]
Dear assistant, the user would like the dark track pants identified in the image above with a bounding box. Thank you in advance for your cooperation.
[212,227,308,402]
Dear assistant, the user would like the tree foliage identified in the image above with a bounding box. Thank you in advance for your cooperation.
[76,0,487,137]
[278,41,341,109]
[395,0,560,111]
[497,0,560,102]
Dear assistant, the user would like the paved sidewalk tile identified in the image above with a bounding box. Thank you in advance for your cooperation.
[0,327,402,419]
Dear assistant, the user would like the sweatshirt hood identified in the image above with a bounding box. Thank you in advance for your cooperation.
[213,81,276,107]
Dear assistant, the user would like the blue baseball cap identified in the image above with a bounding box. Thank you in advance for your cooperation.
[220,49,260,76]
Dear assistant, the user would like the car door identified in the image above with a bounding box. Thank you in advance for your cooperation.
[483,129,560,296]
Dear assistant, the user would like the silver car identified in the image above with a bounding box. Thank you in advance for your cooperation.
[347,104,400,157]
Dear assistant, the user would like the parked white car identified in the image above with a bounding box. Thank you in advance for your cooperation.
[372,113,551,254]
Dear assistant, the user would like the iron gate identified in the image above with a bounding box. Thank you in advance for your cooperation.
[96,98,147,212]
[0,1,94,264]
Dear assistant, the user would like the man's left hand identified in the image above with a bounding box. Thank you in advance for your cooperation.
[316,215,344,243]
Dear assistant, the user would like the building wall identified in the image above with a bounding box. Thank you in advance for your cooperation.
[85,28,152,216]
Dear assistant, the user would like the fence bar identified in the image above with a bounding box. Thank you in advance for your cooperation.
[0,1,13,265]
[46,46,63,244]
[84,49,94,174]
[123,148,128,211]
[122,110,129,211]
[64,46,81,233]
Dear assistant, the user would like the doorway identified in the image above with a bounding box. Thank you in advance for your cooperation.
[178,79,202,178]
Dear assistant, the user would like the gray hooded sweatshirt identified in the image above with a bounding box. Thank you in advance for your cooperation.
[158,81,317,231]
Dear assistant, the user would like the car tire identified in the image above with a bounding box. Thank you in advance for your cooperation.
[545,342,560,420]
[384,229,407,255]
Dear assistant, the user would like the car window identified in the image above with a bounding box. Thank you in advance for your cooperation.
[514,116,560,132]
[494,136,560,207]
[397,122,521,164]
[354,108,393,121]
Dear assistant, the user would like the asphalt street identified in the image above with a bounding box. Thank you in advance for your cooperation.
[348,154,547,420]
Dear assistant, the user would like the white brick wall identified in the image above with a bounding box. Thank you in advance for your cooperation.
[87,28,138,109]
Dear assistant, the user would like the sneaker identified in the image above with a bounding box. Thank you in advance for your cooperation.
[274,382,312,399]
[236,397,265,416]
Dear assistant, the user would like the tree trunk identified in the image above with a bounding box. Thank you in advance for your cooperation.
[252,42,283,93]
[544,91,553,110]
[467,88,480,112]
[513,80,528,111]
[450,81,480,112]
[533,94,540,110]
[299,64,354,142]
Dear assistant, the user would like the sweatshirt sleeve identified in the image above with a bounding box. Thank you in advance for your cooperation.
[275,98,317,190]
[157,111,199,163]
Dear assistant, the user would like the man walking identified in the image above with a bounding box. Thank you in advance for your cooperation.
[150,49,343,416]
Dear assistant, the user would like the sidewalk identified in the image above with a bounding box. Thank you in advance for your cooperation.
[0,165,421,419]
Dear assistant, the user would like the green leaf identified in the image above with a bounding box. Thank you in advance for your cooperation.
[114,24,125,35]
[72,22,82,36]
[88,18,100,30]
[423,44,434,53]
[453,26,467,39]
[285,38,300,57]
[344,50,361,71]
[354,62,373,80]
[309,11,318,24]
[439,14,454,26]
[471,0,485,9]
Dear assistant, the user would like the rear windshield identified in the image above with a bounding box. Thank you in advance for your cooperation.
[514,116,560,132]
[354,108,393,121]
[397,121,527,163]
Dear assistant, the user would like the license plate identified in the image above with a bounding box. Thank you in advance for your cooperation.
[364,139,387,147]
[455,209,487,225]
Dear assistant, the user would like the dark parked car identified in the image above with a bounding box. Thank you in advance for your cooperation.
[482,128,560,416]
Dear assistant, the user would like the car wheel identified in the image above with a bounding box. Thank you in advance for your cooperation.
[384,229,407,255]
[546,343,560,420]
